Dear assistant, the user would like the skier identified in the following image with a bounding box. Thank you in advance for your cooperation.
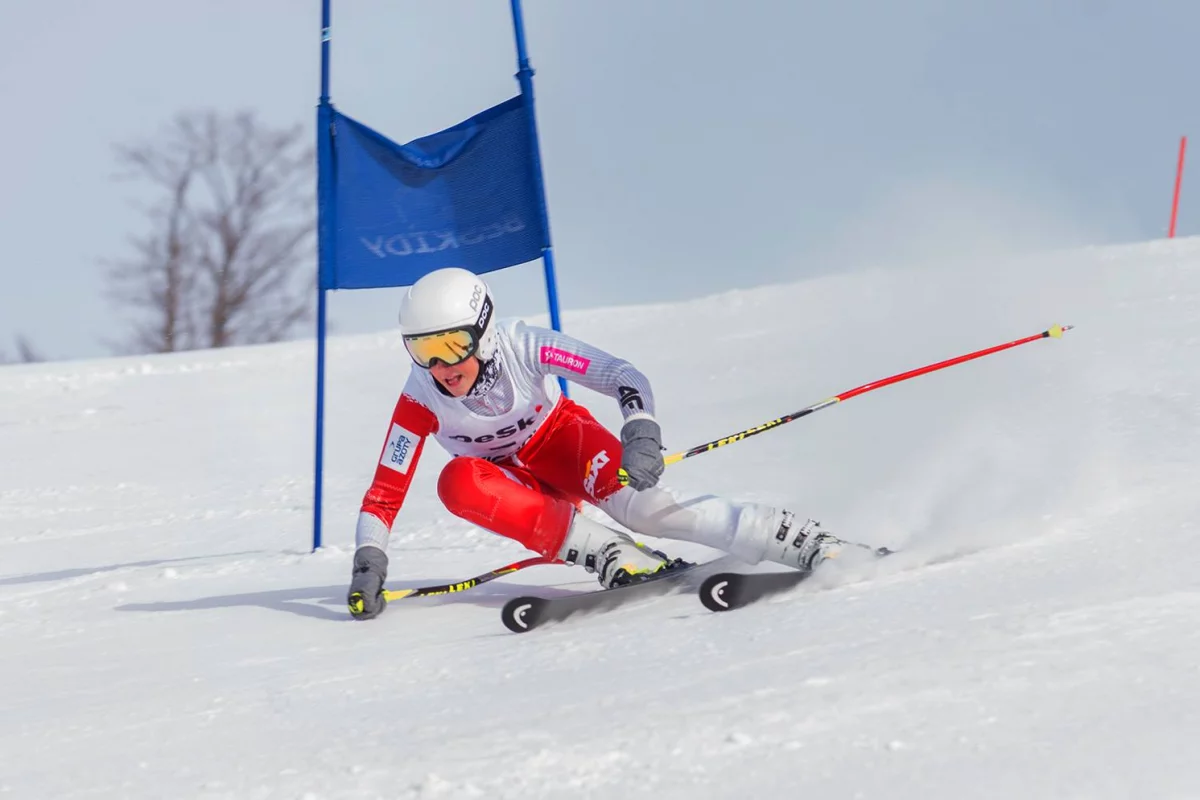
[347,267,842,619]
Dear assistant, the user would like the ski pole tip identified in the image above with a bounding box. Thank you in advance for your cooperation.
[1047,324,1073,338]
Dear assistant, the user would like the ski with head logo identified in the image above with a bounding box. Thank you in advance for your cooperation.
[699,545,896,612]
[500,556,733,633]
[698,570,814,612]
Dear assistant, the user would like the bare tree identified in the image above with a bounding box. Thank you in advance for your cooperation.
[15,335,42,363]
[106,111,315,353]
[106,158,199,353]
[0,335,44,364]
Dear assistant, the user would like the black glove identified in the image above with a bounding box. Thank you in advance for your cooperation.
[348,546,389,620]
[620,418,665,491]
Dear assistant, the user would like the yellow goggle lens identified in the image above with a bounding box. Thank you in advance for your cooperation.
[403,329,478,368]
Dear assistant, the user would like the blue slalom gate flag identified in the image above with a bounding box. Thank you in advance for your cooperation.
[320,95,548,291]
[312,0,569,552]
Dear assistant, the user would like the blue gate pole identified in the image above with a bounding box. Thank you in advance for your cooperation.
[313,0,333,552]
[509,0,568,397]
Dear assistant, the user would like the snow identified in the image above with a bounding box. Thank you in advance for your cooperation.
[3,237,1200,798]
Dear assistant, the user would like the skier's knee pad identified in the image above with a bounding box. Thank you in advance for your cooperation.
[436,457,485,517]
[437,457,533,513]
[436,456,574,556]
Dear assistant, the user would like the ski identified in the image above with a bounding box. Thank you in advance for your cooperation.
[500,558,726,633]
[700,545,896,612]
[699,569,814,612]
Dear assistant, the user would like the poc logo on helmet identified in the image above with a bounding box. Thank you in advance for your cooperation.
[469,284,484,311]
[476,296,492,331]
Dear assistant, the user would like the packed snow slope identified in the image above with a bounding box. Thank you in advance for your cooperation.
[2,238,1199,799]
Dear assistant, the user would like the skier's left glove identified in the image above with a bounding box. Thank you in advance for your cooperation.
[348,546,388,620]
[619,418,665,491]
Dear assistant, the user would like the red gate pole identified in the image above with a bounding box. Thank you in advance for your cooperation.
[1169,136,1187,238]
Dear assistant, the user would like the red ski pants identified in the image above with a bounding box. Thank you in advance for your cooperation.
[436,398,626,557]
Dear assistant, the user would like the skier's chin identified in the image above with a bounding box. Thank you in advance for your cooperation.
[440,372,468,396]
[432,358,478,397]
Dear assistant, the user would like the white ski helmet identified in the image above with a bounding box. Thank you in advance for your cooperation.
[398,267,497,367]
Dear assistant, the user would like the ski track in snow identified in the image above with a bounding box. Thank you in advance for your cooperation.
[2,238,1199,798]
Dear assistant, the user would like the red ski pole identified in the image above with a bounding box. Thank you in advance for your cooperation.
[620,324,1073,483]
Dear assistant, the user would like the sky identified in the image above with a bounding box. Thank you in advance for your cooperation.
[1,0,1198,362]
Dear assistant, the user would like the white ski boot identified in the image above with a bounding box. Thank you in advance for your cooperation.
[772,515,847,571]
[729,506,847,571]
[557,512,687,589]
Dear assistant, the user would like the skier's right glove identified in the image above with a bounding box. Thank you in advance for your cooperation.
[347,546,389,620]
[619,418,665,491]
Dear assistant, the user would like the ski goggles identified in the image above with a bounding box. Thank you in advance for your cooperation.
[403,327,480,368]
